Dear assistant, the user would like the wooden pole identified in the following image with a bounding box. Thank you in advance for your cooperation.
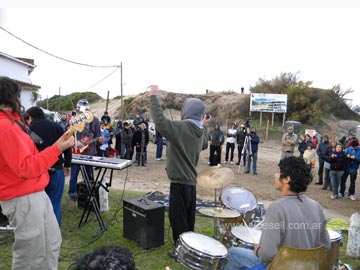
[266,119,269,142]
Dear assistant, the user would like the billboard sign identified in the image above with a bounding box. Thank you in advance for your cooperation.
[250,93,288,113]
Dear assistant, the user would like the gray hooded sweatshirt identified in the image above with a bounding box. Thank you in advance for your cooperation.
[150,96,208,185]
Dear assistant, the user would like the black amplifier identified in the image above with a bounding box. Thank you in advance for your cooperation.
[123,197,164,249]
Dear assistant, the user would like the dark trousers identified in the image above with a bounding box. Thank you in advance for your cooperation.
[237,144,246,165]
[209,145,221,166]
[168,183,196,245]
[340,171,357,196]
[317,161,325,183]
[225,142,235,162]
[45,169,65,225]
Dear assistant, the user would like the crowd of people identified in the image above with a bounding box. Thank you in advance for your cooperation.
[208,122,260,175]
[294,130,360,201]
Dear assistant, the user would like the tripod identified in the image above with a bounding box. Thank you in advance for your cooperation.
[237,133,252,174]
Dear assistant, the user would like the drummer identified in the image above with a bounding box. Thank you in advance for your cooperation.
[225,156,331,270]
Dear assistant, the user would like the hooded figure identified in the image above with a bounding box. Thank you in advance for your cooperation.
[149,87,210,256]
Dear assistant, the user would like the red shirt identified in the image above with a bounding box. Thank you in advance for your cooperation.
[0,111,62,200]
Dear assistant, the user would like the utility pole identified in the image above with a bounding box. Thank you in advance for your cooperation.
[105,90,110,112]
[58,86,61,112]
[120,62,124,120]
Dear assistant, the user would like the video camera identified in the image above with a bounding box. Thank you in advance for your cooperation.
[243,119,251,135]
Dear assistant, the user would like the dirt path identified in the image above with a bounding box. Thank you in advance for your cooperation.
[90,140,359,224]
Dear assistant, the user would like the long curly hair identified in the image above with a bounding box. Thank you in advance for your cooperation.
[278,156,311,194]
[69,246,135,270]
[0,77,23,115]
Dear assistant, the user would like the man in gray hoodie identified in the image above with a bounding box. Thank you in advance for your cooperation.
[149,85,210,258]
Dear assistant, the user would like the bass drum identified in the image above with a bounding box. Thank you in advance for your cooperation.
[175,232,228,270]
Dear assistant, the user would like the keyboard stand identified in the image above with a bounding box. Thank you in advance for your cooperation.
[78,165,109,233]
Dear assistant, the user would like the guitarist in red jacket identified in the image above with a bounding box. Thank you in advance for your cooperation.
[68,99,104,201]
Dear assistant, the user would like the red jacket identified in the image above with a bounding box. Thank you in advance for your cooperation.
[0,111,62,200]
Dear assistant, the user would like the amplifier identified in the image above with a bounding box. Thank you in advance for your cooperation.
[77,181,99,210]
[123,197,165,249]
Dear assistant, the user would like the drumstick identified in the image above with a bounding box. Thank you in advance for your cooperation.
[254,219,265,229]
[242,218,258,244]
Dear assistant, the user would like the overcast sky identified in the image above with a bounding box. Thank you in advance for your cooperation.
[1,7,359,107]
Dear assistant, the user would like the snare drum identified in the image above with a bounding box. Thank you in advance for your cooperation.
[228,225,262,249]
[327,230,342,270]
[175,232,228,270]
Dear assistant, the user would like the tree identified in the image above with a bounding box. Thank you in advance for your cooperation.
[31,90,39,104]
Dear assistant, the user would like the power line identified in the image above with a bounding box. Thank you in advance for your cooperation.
[85,67,120,91]
[0,26,120,68]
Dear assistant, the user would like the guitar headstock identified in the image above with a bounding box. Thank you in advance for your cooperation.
[65,111,94,137]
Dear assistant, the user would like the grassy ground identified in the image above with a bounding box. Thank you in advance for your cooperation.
[0,187,359,270]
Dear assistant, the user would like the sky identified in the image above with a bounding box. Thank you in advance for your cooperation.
[0,7,360,107]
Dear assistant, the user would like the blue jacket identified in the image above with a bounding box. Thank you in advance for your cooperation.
[344,146,360,173]
[250,132,260,153]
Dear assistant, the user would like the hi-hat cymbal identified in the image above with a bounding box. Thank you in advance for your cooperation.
[198,207,241,218]
[197,167,234,188]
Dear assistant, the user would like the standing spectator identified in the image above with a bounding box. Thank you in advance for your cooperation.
[245,127,260,175]
[322,140,337,190]
[132,123,149,166]
[303,143,316,181]
[312,135,318,150]
[155,129,164,161]
[225,157,330,270]
[280,126,298,160]
[298,134,312,157]
[48,112,55,122]
[68,99,103,201]
[101,111,111,128]
[328,143,346,199]
[24,106,72,226]
[346,132,359,148]
[98,121,110,157]
[339,140,360,200]
[114,121,123,156]
[236,124,247,165]
[120,122,133,160]
[59,112,69,130]
[208,123,224,166]
[315,135,330,185]
[0,77,74,270]
[224,122,238,164]
[149,85,209,259]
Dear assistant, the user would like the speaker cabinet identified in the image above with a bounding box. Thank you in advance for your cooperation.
[123,197,165,249]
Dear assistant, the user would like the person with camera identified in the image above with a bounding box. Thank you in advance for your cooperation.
[339,140,360,201]
[245,127,260,175]
[149,84,210,259]
[235,124,247,166]
[224,122,238,164]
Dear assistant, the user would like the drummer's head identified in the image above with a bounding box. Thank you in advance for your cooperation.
[276,156,311,194]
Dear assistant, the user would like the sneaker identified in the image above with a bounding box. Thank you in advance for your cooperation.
[156,158,162,161]
[208,161,211,165]
[349,195,356,201]
[217,163,222,167]
[253,172,258,175]
[235,162,240,165]
[338,193,343,198]
[167,250,177,259]
[245,171,250,174]
[331,194,338,199]
[230,161,234,165]
[224,161,228,164]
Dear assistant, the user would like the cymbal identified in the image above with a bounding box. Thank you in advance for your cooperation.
[198,207,241,218]
[197,167,234,188]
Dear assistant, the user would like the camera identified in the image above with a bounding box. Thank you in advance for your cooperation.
[244,119,251,128]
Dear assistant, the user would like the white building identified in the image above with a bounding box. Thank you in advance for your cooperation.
[0,51,40,110]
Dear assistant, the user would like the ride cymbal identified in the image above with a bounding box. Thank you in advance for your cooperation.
[197,167,234,188]
[198,207,240,218]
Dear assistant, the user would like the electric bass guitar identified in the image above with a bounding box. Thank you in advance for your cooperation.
[73,132,113,154]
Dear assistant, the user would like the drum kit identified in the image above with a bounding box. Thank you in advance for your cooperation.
[174,166,350,270]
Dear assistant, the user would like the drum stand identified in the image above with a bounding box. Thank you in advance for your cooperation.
[237,134,252,174]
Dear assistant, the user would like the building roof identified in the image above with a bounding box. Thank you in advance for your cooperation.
[0,51,36,74]
[13,78,41,89]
